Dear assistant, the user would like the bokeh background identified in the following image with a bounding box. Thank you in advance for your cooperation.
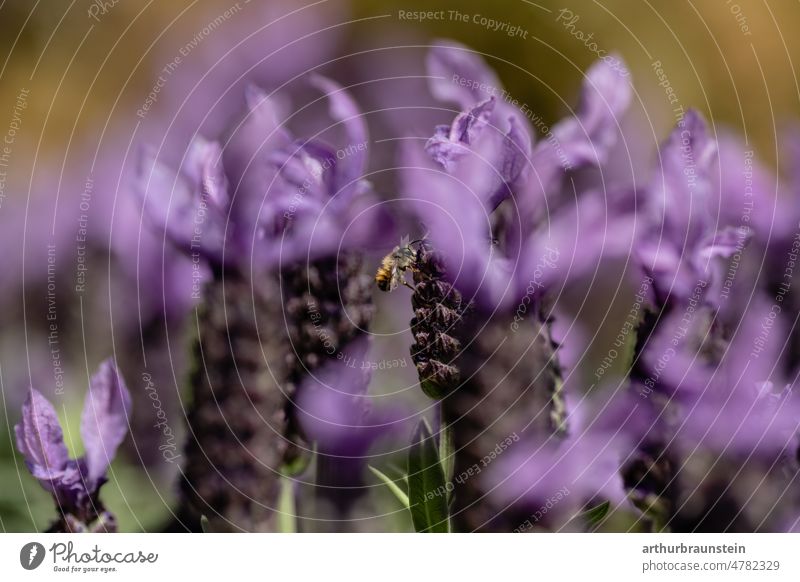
[1,0,799,532]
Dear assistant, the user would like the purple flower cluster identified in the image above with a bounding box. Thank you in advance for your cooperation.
[136,78,385,274]
[14,359,131,532]
[13,32,800,533]
[402,40,635,313]
[399,41,800,531]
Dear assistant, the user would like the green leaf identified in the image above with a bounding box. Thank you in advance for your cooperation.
[368,466,410,508]
[277,474,297,533]
[439,420,455,490]
[581,501,611,527]
[200,515,211,533]
[407,419,449,533]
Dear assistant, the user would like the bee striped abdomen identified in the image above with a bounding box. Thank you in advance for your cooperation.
[375,256,396,291]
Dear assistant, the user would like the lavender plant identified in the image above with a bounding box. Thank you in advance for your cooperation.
[625,110,800,531]
[14,359,131,532]
[136,78,388,531]
[15,32,798,535]
[372,40,800,534]
[366,41,638,532]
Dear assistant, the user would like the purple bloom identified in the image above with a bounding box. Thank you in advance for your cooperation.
[426,97,497,172]
[14,359,131,521]
[637,110,751,305]
[137,78,386,272]
[640,298,800,457]
[402,42,634,312]
[482,390,642,527]
[296,337,375,455]
[425,40,532,210]
[296,337,406,457]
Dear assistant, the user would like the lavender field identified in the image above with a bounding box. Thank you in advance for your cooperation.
[1,0,800,537]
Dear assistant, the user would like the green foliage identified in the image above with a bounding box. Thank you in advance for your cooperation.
[368,465,410,508]
[407,419,449,533]
[580,501,611,527]
[277,474,297,533]
[200,515,211,533]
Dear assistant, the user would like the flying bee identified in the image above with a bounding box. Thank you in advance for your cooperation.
[375,235,426,292]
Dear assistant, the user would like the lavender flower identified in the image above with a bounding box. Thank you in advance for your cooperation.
[482,390,643,531]
[393,42,636,531]
[137,80,385,272]
[625,111,800,532]
[637,110,750,305]
[403,42,634,312]
[136,77,384,531]
[14,359,131,532]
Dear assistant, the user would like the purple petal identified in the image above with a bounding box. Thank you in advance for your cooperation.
[183,137,230,210]
[224,85,293,240]
[521,189,636,292]
[309,75,368,196]
[649,109,718,248]
[296,338,375,454]
[136,146,226,260]
[425,97,496,171]
[14,389,69,484]
[549,55,632,168]
[401,142,514,311]
[426,40,501,109]
[80,359,132,483]
[717,131,786,246]
[500,115,532,186]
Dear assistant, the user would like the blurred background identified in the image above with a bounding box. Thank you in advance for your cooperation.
[1,0,799,532]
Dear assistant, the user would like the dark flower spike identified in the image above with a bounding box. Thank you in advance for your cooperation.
[15,358,131,532]
[144,80,384,531]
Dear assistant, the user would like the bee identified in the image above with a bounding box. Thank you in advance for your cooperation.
[375,236,426,292]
